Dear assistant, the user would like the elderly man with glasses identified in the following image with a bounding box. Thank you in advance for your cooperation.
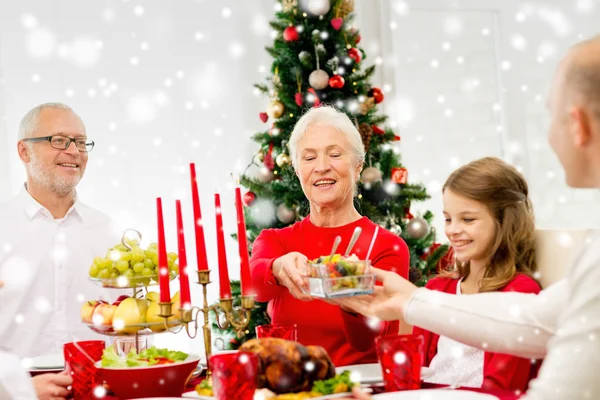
[0,103,120,399]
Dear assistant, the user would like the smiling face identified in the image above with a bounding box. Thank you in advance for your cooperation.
[443,189,497,264]
[296,123,362,209]
[19,108,88,196]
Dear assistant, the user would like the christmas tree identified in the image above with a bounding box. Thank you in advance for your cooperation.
[217,0,451,349]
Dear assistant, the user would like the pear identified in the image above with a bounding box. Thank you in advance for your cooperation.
[145,291,160,303]
[171,291,183,320]
[145,302,168,332]
[113,298,149,334]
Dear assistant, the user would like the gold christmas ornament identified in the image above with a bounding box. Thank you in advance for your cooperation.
[390,224,402,236]
[360,166,383,184]
[282,0,298,12]
[406,217,430,239]
[358,123,373,153]
[275,153,291,167]
[276,203,296,224]
[309,69,330,90]
[359,97,376,115]
[338,0,355,18]
[257,167,275,183]
[266,100,285,119]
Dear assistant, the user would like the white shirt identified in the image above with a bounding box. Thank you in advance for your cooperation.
[405,231,600,400]
[424,280,484,387]
[0,187,121,358]
[0,349,38,399]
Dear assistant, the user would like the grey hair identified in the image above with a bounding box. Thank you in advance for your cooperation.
[18,102,81,140]
[288,106,365,169]
[566,35,600,120]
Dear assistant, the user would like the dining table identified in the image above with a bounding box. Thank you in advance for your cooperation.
[95,377,523,399]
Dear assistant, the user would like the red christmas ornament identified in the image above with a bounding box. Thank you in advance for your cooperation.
[259,112,268,123]
[283,26,299,41]
[391,167,408,184]
[404,206,414,220]
[329,75,345,89]
[372,125,385,135]
[368,87,384,104]
[394,135,401,141]
[295,92,303,107]
[264,142,275,170]
[331,17,343,30]
[242,191,256,206]
[307,88,321,107]
[348,48,362,63]
[355,34,361,44]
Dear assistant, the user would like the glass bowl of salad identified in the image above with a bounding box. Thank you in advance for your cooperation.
[302,254,375,299]
[96,347,201,398]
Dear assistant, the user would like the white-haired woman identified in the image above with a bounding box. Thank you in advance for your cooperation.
[250,106,409,367]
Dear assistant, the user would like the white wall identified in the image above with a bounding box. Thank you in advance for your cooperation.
[361,0,600,235]
[1,0,599,352]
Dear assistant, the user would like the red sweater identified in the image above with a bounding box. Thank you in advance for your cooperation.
[250,216,409,367]
[413,274,541,391]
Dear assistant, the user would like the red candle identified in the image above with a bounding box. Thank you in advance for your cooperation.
[175,200,191,309]
[190,163,209,271]
[156,197,171,303]
[214,193,232,299]
[235,187,252,296]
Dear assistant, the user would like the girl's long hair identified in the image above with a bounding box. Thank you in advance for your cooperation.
[442,157,538,292]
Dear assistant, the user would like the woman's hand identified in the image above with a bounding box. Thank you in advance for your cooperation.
[328,267,418,320]
[272,252,313,301]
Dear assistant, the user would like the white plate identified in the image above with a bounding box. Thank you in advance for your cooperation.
[182,390,354,399]
[372,390,498,399]
[334,364,434,383]
[28,353,64,370]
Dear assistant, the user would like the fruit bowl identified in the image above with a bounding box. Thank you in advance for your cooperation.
[83,320,183,336]
[89,272,178,289]
[97,355,201,398]
[303,256,375,298]
[302,274,375,298]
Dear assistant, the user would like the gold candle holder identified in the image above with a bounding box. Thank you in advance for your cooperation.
[159,268,255,377]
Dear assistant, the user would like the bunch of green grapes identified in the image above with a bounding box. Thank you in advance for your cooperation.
[88,239,179,285]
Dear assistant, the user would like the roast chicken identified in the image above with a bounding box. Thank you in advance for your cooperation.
[239,338,336,394]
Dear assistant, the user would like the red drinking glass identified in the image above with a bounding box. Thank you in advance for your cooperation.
[375,334,423,391]
[255,324,298,341]
[210,352,258,400]
[63,340,105,399]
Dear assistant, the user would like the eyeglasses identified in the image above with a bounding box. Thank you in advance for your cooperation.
[22,135,95,152]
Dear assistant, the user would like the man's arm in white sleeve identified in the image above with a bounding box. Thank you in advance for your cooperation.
[404,280,566,359]
[524,234,600,400]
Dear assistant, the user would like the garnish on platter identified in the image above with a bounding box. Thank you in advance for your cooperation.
[196,339,358,399]
[88,238,179,288]
[80,291,183,335]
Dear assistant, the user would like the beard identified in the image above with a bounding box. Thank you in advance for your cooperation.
[28,152,83,196]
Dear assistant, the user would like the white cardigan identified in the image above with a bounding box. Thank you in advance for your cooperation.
[405,231,600,400]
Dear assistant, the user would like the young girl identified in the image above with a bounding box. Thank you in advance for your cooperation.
[415,157,541,391]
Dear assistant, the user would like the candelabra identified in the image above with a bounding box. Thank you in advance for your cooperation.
[158,270,256,375]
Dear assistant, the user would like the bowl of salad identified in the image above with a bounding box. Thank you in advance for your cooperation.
[97,346,201,398]
[302,254,375,299]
